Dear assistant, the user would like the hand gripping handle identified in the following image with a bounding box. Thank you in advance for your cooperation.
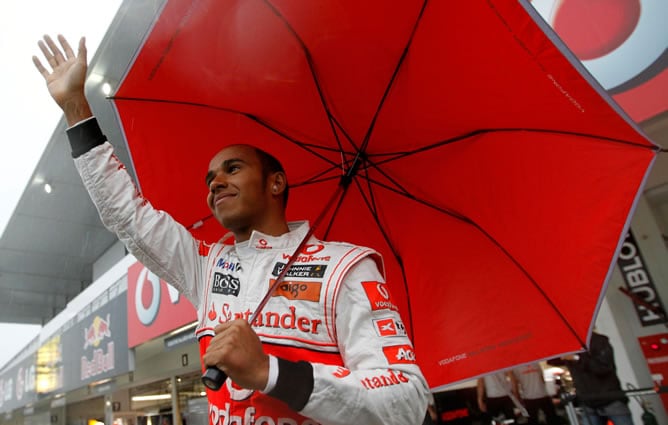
[199,203,332,391]
[202,367,227,391]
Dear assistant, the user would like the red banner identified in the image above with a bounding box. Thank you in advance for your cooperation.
[127,261,197,347]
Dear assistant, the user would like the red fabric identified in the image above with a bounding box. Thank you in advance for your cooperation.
[114,0,658,389]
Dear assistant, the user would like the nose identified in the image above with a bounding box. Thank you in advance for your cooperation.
[209,171,227,193]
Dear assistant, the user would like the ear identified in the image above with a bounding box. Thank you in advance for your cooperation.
[270,172,287,195]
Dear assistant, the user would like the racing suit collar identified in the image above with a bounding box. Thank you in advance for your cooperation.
[236,221,311,254]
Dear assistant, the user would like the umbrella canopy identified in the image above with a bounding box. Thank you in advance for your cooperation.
[111,0,660,389]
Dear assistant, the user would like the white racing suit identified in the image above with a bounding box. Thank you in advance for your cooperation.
[68,118,429,425]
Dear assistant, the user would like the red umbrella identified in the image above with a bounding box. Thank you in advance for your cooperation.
[111,0,660,389]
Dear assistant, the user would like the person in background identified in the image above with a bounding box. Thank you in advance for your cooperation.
[477,371,519,424]
[512,363,561,425]
[33,33,429,425]
[548,332,634,425]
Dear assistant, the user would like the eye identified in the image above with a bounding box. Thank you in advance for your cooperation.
[225,162,241,173]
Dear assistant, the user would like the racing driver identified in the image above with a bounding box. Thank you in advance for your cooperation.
[33,34,430,425]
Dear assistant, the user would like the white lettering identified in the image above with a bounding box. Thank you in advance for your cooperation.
[135,268,161,325]
[618,240,636,260]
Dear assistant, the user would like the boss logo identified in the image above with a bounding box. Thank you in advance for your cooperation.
[212,273,240,296]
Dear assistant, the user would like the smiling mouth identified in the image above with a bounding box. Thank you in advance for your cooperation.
[214,193,235,207]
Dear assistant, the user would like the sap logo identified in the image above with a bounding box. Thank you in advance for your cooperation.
[373,317,406,337]
[383,344,417,365]
[212,273,240,296]
[216,259,241,272]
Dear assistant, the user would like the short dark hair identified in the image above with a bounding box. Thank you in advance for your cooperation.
[252,147,289,207]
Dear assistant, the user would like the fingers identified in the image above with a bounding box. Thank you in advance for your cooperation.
[32,56,49,79]
[78,36,88,64]
[37,39,57,70]
[35,34,86,73]
[44,35,66,66]
[59,34,76,60]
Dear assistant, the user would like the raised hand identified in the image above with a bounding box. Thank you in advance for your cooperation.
[33,34,92,126]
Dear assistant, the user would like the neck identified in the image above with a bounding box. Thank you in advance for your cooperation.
[232,219,290,243]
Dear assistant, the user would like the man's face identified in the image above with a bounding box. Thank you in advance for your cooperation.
[206,145,271,234]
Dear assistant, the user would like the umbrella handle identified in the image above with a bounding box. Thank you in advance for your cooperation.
[202,367,227,391]
[200,192,340,392]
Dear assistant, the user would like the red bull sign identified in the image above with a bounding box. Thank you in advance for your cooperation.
[127,262,197,347]
[59,285,130,391]
[84,314,112,349]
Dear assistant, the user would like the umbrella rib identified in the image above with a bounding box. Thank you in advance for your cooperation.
[260,0,346,154]
[350,175,415,341]
[359,0,429,152]
[368,127,661,167]
[358,174,585,347]
[111,95,341,168]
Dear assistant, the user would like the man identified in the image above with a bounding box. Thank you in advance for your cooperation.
[548,332,633,425]
[476,371,519,424]
[33,34,429,425]
[512,363,560,425]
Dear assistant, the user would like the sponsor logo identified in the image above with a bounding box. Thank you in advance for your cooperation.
[271,280,321,302]
[383,344,416,364]
[210,404,318,425]
[333,367,351,378]
[134,267,182,326]
[81,342,115,380]
[226,379,253,401]
[361,369,409,390]
[216,258,241,272]
[362,281,399,312]
[438,353,467,366]
[208,303,218,321]
[373,317,406,337]
[281,253,331,263]
[216,304,322,334]
[212,272,241,296]
[84,314,112,349]
[255,239,271,249]
[301,244,324,254]
[272,263,327,278]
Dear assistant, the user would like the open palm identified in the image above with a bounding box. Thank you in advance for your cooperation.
[33,35,87,109]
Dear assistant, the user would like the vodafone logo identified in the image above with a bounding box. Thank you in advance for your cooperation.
[301,244,325,255]
[135,267,180,326]
[533,0,667,91]
[226,379,254,401]
[383,344,417,365]
[362,281,399,312]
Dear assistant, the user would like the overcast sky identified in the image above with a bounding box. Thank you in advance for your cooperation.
[0,0,123,369]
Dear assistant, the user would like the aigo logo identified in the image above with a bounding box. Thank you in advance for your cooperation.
[135,267,180,326]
